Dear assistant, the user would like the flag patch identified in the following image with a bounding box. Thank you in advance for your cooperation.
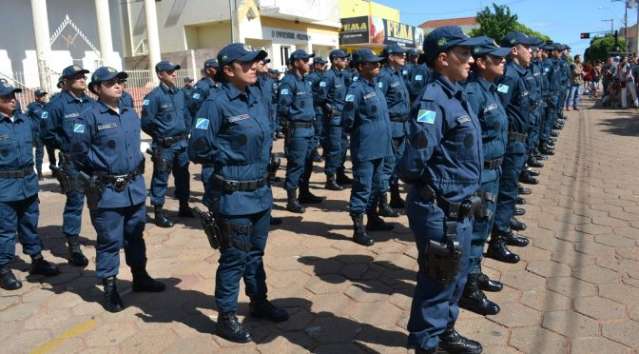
[195,118,209,130]
[345,94,355,102]
[416,109,436,124]
[497,84,509,94]
[73,123,85,133]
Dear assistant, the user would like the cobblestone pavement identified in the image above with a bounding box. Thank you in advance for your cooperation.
[2,104,639,354]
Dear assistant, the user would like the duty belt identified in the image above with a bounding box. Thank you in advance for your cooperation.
[0,165,35,178]
[508,131,528,142]
[415,183,482,220]
[213,174,268,193]
[484,158,503,170]
[389,115,409,122]
[95,161,145,191]
[288,121,313,129]
[157,134,187,147]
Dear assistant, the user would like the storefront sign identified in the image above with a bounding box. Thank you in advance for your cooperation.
[339,16,369,44]
[340,16,423,48]
[263,27,311,42]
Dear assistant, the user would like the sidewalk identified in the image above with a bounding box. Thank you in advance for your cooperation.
[1,104,639,354]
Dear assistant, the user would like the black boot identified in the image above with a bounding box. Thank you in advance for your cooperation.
[0,267,22,290]
[336,170,353,185]
[67,236,89,267]
[366,207,394,231]
[540,145,555,155]
[30,254,60,276]
[486,235,520,264]
[500,229,529,247]
[459,274,501,316]
[250,299,289,322]
[415,348,437,354]
[477,272,503,292]
[439,327,483,354]
[510,217,527,231]
[516,196,526,205]
[299,183,324,204]
[389,182,405,209]
[527,157,544,168]
[514,207,526,216]
[526,168,540,177]
[286,189,305,213]
[102,277,124,313]
[216,312,252,343]
[324,174,343,191]
[178,201,195,218]
[154,205,174,228]
[351,214,374,246]
[132,267,165,292]
[518,185,532,195]
[378,193,399,217]
[519,171,539,185]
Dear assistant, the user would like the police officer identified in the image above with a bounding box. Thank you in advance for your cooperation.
[41,65,93,267]
[188,43,289,343]
[343,48,394,246]
[488,32,536,264]
[398,26,484,354]
[26,89,49,179]
[120,87,135,110]
[540,43,562,156]
[0,82,60,290]
[141,60,194,228]
[518,38,543,187]
[460,37,511,316]
[189,59,220,117]
[279,49,323,213]
[73,67,165,312]
[183,77,195,97]
[378,44,411,216]
[408,57,432,103]
[318,49,349,191]
[308,57,327,163]
[402,48,419,82]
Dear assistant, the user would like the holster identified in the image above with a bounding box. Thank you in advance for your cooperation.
[476,191,496,220]
[194,207,221,249]
[78,171,104,210]
[216,219,253,252]
[151,146,171,174]
[268,155,281,177]
[423,220,462,286]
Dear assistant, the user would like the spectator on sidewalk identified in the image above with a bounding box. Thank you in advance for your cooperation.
[618,56,639,108]
[566,55,584,111]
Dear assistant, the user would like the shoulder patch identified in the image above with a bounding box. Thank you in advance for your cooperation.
[73,123,85,134]
[377,82,383,88]
[353,76,359,81]
[414,74,423,81]
[345,94,355,102]
[192,93,201,100]
[416,109,436,124]
[143,99,150,106]
[497,84,509,94]
[319,81,327,87]
[195,118,209,130]
[41,111,48,119]
[280,88,290,95]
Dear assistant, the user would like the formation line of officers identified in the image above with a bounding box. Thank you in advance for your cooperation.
[0,24,574,353]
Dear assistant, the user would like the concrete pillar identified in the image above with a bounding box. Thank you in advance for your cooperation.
[95,0,115,67]
[144,0,162,84]
[30,0,51,90]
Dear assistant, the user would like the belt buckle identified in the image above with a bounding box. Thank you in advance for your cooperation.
[225,180,239,193]
[114,176,127,192]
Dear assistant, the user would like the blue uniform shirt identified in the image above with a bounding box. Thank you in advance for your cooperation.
[0,111,38,202]
[189,77,219,116]
[377,66,411,138]
[72,101,146,209]
[464,76,509,161]
[256,74,277,133]
[496,62,531,134]
[342,78,393,162]
[318,67,348,117]
[408,64,432,102]
[120,91,134,109]
[189,83,273,216]
[277,72,316,137]
[141,83,192,142]
[543,57,563,96]
[26,101,45,138]
[398,72,483,203]
[41,90,95,152]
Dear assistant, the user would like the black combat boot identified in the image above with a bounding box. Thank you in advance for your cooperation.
[250,298,289,322]
[527,157,544,168]
[102,276,124,313]
[389,182,405,209]
[516,196,526,205]
[0,266,22,290]
[299,182,324,204]
[351,214,374,246]
[438,327,483,354]
[510,216,527,231]
[514,207,526,216]
[366,206,394,232]
[154,205,174,228]
[378,193,399,217]
[518,184,532,195]
[499,229,529,247]
[324,174,343,191]
[286,189,305,213]
[67,236,89,267]
[526,168,540,177]
[336,169,353,185]
[30,254,60,276]
[178,200,195,218]
[476,271,503,292]
[485,235,520,264]
[216,312,252,343]
[519,170,539,185]
[132,266,165,292]
[459,274,501,316]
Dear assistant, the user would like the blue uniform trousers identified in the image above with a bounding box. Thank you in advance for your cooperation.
[313,115,324,151]
[527,107,542,154]
[541,97,558,144]
[324,116,344,176]
[469,168,500,274]
[34,138,44,172]
[0,195,42,267]
[90,203,147,279]
[63,162,85,238]
[349,158,384,215]
[215,208,270,313]
[493,141,527,234]
[382,136,406,192]
[285,136,314,191]
[150,144,190,206]
[406,194,472,351]
[201,164,214,210]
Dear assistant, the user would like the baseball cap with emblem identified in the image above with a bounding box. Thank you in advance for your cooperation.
[288,49,314,63]
[472,36,512,58]
[89,66,128,94]
[422,26,485,65]
[329,49,348,61]
[0,81,22,97]
[352,48,384,65]
[61,65,90,79]
[384,43,407,56]
[155,60,181,73]
[313,57,327,65]
[501,32,538,47]
[217,43,267,67]
[34,89,47,97]
[204,59,219,69]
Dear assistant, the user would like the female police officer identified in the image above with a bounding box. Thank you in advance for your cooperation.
[189,44,288,343]
[72,67,165,312]
[398,26,484,354]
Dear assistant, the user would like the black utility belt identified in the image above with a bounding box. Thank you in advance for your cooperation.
[0,165,35,178]
[157,134,187,147]
[96,162,145,189]
[390,115,409,122]
[416,183,482,220]
[508,131,528,142]
[213,174,268,193]
[484,158,503,170]
[289,121,314,129]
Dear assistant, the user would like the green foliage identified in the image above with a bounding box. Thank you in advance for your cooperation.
[470,3,550,43]
[584,35,626,62]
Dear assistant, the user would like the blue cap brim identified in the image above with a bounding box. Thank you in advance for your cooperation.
[0,87,21,96]
[457,36,487,47]
[489,47,512,57]
[238,50,268,63]
[63,69,90,78]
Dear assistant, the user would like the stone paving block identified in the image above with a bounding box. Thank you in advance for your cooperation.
[520,290,572,311]
[545,276,598,298]
[5,330,52,354]
[347,301,404,326]
[526,260,572,278]
[573,296,628,320]
[454,318,510,347]
[599,284,639,306]
[616,247,639,261]
[541,310,600,338]
[85,321,138,347]
[602,320,639,349]
[501,270,547,291]
[0,301,41,322]
[571,337,632,354]
[509,327,569,354]
[304,275,351,295]
[0,295,20,310]
[490,302,541,327]
[47,337,87,354]
[572,264,621,284]
[594,234,636,248]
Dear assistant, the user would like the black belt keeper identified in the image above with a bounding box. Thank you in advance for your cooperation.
[0,165,35,178]
[289,121,313,129]
[157,134,187,147]
[484,158,503,170]
[416,184,482,220]
[213,175,268,193]
[508,131,528,142]
[390,115,409,122]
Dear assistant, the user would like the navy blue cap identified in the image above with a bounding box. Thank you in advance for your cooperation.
[542,42,560,51]
[352,48,384,65]
[406,48,418,56]
[472,36,512,58]
[204,58,219,69]
[0,81,21,97]
[89,66,128,93]
[313,57,327,65]
[34,89,47,97]
[385,43,407,56]
[56,76,64,89]
[289,49,314,62]
[423,26,485,64]
[501,32,538,47]
[217,43,267,66]
[527,36,544,47]
[329,49,348,61]
[61,65,89,79]
[155,60,181,73]
[184,76,193,83]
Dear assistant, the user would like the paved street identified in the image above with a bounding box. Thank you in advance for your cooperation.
[2,103,639,354]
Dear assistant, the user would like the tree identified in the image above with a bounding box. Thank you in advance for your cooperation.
[584,35,627,63]
[470,3,551,43]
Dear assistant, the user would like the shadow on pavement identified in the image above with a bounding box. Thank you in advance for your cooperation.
[598,111,639,136]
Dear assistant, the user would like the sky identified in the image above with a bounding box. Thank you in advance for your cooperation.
[377,0,638,56]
